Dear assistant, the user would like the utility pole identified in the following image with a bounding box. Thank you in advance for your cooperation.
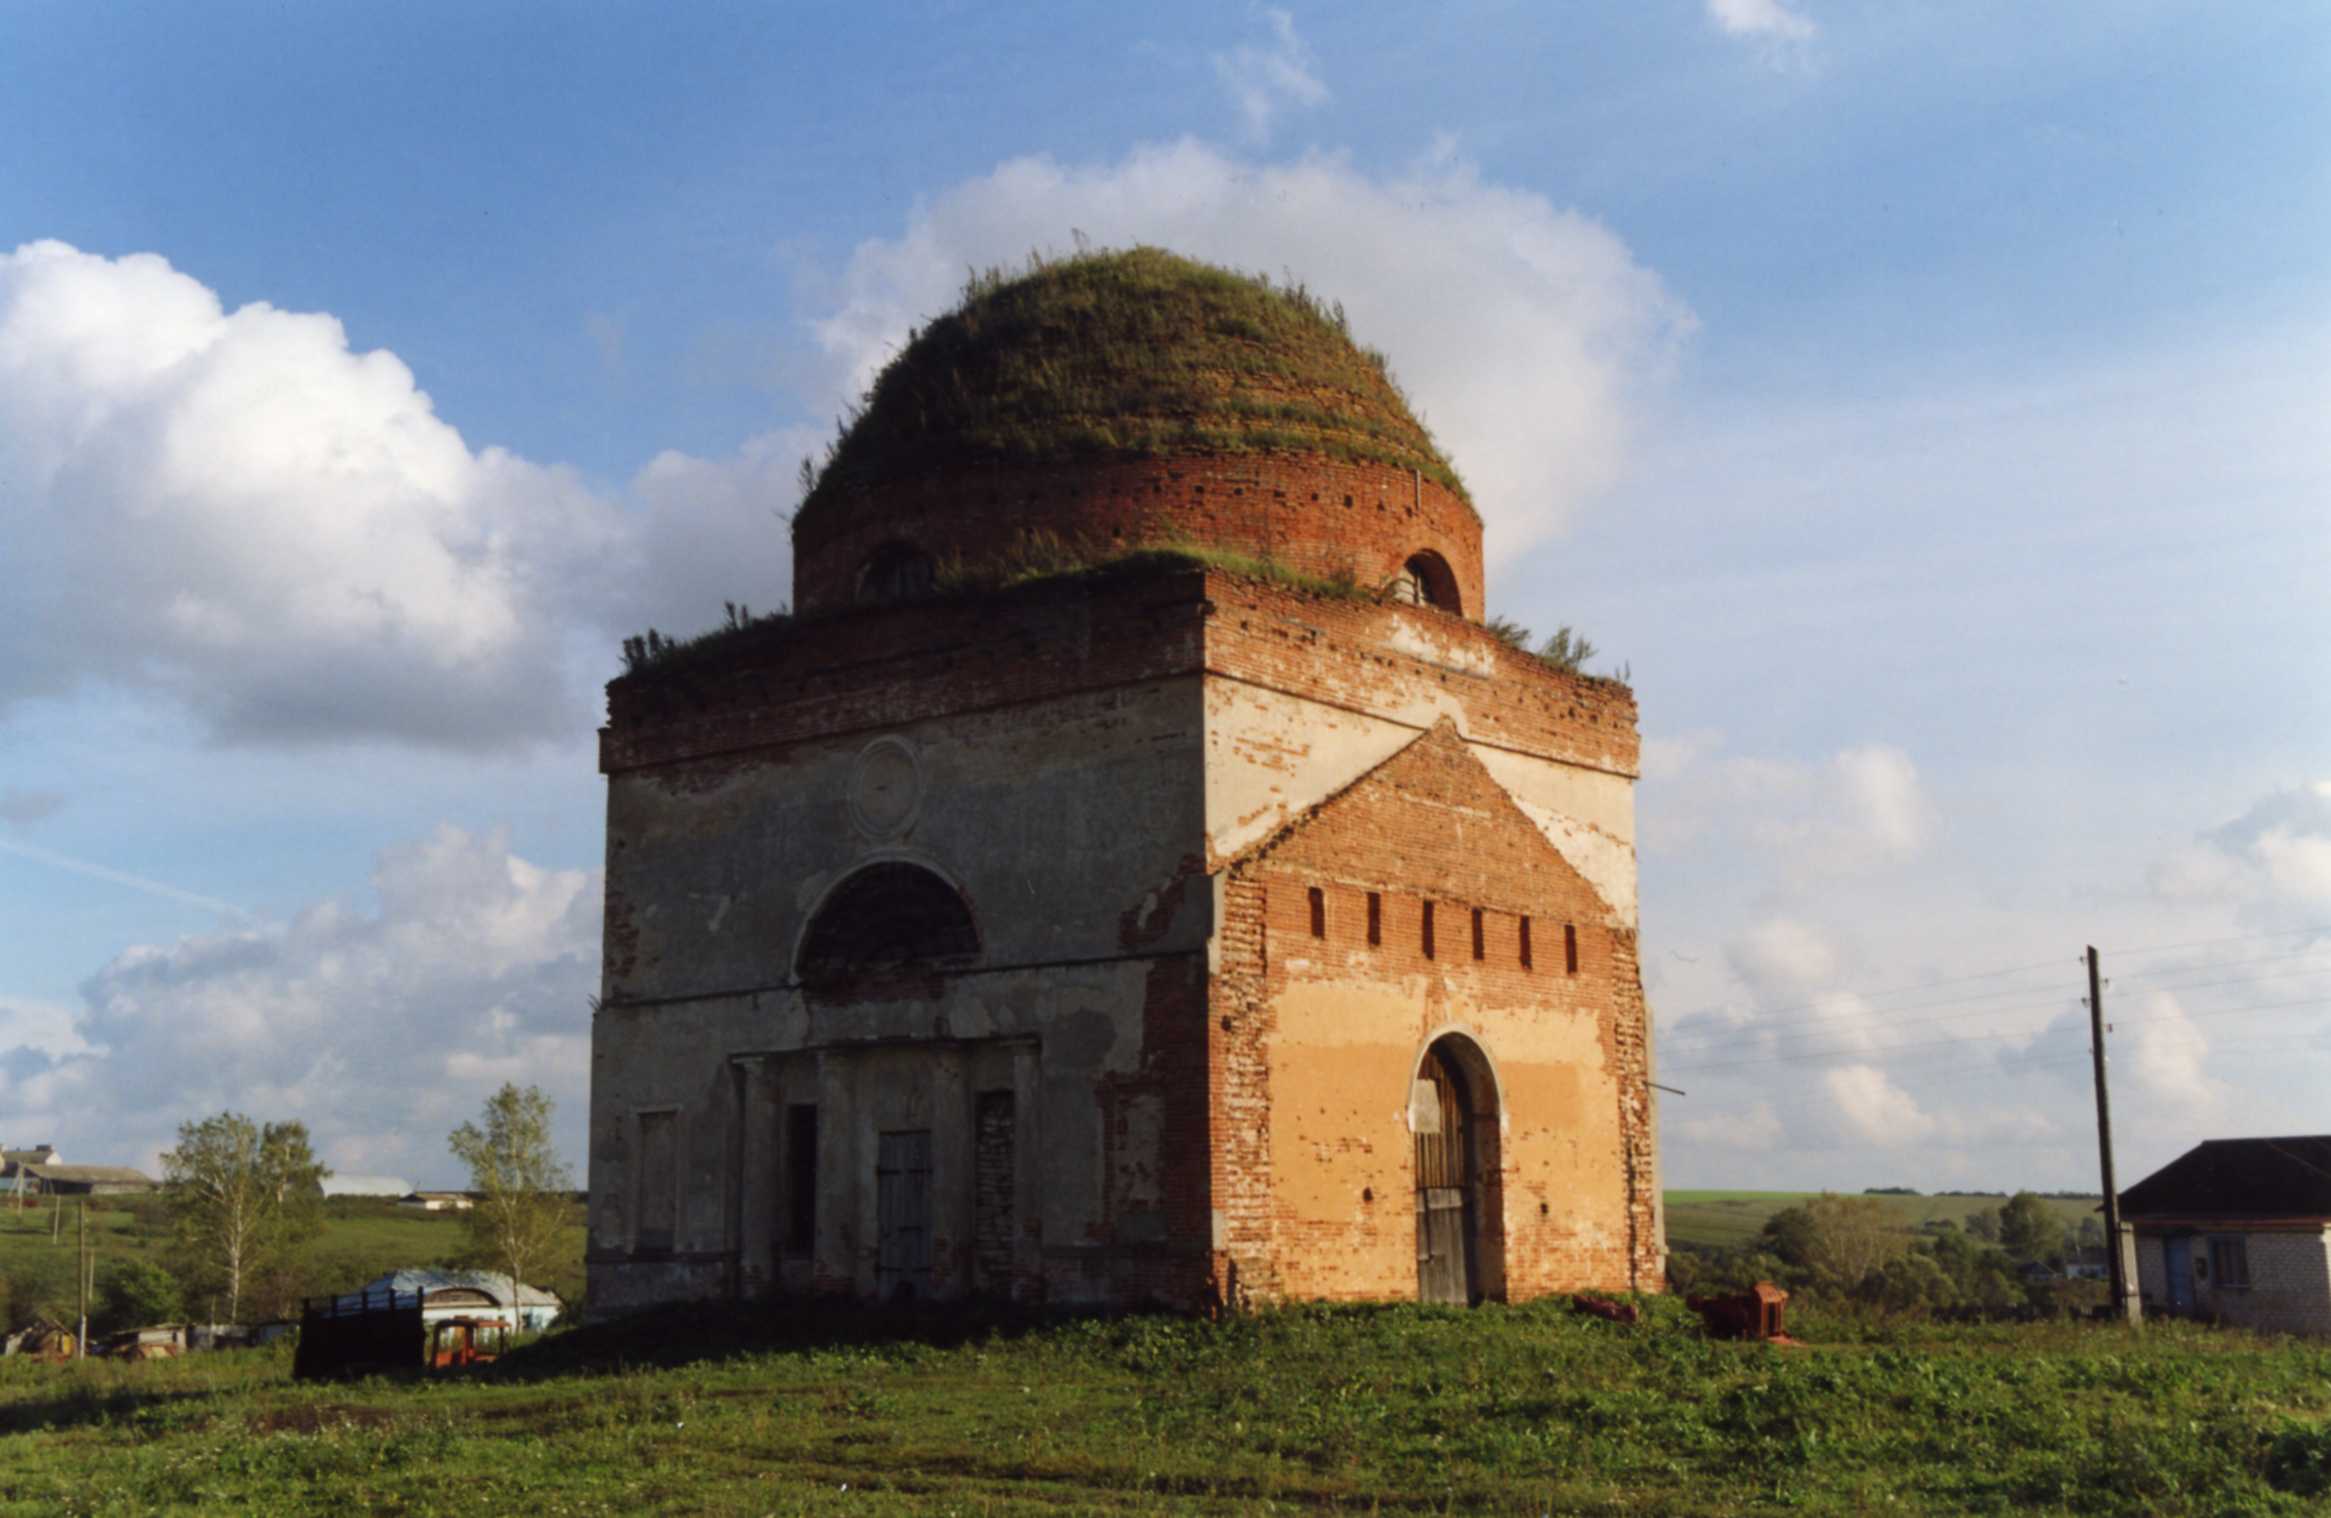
[76,1200,88,1359]
[2087,946,2139,1325]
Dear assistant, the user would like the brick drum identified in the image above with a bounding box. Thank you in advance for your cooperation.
[791,453,1483,621]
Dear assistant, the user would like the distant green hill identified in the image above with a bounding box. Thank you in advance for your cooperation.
[1664,1189,2101,1250]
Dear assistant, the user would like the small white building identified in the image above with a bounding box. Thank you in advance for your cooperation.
[397,1190,477,1211]
[335,1270,563,1334]
[2123,1135,2331,1339]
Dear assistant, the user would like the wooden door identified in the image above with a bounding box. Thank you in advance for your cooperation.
[1413,1049,1473,1305]
[876,1130,933,1301]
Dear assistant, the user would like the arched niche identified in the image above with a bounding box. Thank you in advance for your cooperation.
[1394,550,1463,615]
[855,541,937,605]
[796,861,979,986]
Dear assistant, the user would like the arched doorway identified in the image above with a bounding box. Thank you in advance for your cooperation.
[1412,1034,1504,1304]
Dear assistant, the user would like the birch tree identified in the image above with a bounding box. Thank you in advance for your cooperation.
[160,1113,329,1324]
[448,1084,574,1301]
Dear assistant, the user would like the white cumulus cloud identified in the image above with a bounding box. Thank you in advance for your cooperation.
[1821,1062,1936,1148]
[7,824,598,1181]
[2151,781,2331,928]
[1834,745,1929,858]
[2124,990,2227,1114]
[1644,733,1931,874]
[0,241,798,750]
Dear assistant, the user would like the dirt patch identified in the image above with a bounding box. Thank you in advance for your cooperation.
[249,1403,403,1436]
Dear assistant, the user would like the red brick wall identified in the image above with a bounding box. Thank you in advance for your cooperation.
[604,567,1634,784]
[792,453,1484,621]
[1210,724,1660,1303]
[602,567,1210,774]
[1201,579,1640,780]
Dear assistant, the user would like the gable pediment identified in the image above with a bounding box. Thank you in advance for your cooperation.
[1230,720,1616,918]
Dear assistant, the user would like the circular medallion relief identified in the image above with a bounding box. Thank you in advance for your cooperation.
[848,737,921,838]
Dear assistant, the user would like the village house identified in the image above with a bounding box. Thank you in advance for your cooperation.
[2,1145,156,1197]
[2122,1135,2331,1338]
[587,249,1662,1314]
[397,1190,477,1212]
[335,1270,564,1335]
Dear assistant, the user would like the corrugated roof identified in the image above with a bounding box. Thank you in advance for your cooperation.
[23,1164,155,1185]
[2120,1135,2331,1219]
[342,1268,562,1310]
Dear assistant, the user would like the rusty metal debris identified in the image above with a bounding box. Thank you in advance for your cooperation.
[1687,1282,1792,1342]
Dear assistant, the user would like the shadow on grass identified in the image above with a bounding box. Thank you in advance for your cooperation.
[490,1297,1118,1381]
[0,1381,220,1436]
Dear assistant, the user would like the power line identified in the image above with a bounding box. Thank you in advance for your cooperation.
[1673,990,2075,1056]
[2100,924,2331,958]
[1664,991,2331,1076]
[2113,945,2331,989]
[1667,941,2331,1054]
[1660,955,2068,1033]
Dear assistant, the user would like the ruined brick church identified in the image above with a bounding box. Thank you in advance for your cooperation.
[587,249,1662,1313]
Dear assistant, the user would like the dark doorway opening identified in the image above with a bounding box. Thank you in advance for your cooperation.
[1412,1035,1504,1304]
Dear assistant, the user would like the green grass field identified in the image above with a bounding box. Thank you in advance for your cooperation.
[1663,1190,2101,1250]
[1,1300,2325,1515]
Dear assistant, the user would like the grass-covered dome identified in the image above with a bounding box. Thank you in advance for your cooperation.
[793,247,1469,534]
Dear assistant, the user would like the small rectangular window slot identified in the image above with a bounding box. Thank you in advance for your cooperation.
[1565,923,1579,975]
[1420,901,1436,959]
[1366,892,1382,946]
[1470,907,1485,961]
[783,1104,818,1257]
[636,1109,677,1255]
[1519,916,1534,969]
[1307,886,1326,939]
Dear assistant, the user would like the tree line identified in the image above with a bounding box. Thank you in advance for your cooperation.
[1669,1192,2110,1319]
[2,1083,572,1336]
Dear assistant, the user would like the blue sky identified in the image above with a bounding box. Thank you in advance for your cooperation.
[1,1,2324,1194]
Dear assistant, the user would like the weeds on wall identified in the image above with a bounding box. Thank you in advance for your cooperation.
[620,601,789,676]
[617,539,1629,693]
[1484,615,1627,687]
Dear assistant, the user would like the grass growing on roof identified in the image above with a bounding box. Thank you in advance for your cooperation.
[794,246,1471,534]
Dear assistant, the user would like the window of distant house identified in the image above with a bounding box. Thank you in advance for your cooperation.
[1420,901,1436,959]
[1366,892,1382,947]
[855,542,937,604]
[1565,923,1579,976]
[1470,907,1485,961]
[1307,886,1325,938]
[2208,1236,2251,1289]
[1519,916,1533,969]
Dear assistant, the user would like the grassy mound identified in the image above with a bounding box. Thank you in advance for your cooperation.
[5,1300,2329,1513]
[795,246,1470,534]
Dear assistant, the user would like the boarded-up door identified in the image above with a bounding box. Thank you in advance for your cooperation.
[1413,1049,1473,1305]
[876,1130,933,1301]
